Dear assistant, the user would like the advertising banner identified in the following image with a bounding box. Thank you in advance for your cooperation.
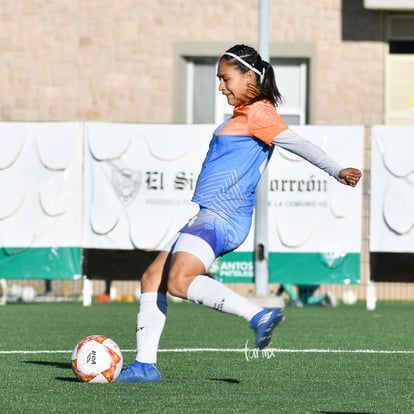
[370,126,414,282]
[216,126,364,285]
[0,123,82,279]
[84,122,211,250]
[0,122,363,285]
[82,123,212,279]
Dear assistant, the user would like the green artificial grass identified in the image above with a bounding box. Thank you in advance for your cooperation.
[0,300,413,413]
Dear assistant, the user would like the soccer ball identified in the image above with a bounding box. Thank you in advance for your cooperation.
[342,290,357,305]
[21,286,37,303]
[71,335,123,383]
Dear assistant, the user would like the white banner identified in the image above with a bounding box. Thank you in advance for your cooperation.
[370,126,414,252]
[0,122,364,282]
[268,125,364,255]
[84,123,211,249]
[0,122,363,253]
[0,122,83,279]
[0,122,83,249]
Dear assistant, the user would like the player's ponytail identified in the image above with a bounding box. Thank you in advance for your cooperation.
[259,61,283,106]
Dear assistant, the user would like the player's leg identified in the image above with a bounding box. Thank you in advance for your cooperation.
[166,233,260,318]
[300,285,323,305]
[168,234,284,349]
[279,284,303,307]
[116,250,170,383]
[305,286,337,307]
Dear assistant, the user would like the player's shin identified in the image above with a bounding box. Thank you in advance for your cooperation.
[135,292,167,363]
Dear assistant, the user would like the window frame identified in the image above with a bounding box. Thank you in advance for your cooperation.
[172,43,316,124]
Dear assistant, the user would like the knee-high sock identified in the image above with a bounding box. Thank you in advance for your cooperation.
[135,292,167,364]
[187,275,262,322]
[282,284,299,302]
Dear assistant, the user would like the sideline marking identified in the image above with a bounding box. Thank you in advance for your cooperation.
[1,348,413,355]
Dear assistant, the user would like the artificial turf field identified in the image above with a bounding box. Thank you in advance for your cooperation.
[0,299,413,413]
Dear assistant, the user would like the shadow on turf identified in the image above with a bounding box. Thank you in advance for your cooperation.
[23,360,78,382]
[209,378,240,384]
[24,361,242,384]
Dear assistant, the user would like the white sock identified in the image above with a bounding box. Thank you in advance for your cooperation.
[187,275,262,322]
[135,292,167,364]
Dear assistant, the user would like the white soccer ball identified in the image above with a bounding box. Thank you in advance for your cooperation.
[21,286,37,303]
[71,335,123,383]
[342,290,357,305]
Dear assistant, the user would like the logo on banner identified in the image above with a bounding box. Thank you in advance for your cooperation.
[209,255,254,282]
[111,167,141,206]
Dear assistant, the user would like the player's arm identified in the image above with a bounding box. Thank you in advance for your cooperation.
[272,129,362,187]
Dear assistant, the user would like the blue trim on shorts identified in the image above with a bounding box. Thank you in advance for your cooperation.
[179,208,251,257]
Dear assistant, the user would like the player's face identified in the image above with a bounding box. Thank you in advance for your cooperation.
[217,60,255,107]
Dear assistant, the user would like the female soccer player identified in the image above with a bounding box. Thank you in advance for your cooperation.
[117,44,362,382]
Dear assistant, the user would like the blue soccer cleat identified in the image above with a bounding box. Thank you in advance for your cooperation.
[249,308,285,349]
[115,361,161,383]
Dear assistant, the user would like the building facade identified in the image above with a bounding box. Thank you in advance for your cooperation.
[2,0,412,127]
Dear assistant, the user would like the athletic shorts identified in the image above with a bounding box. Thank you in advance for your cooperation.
[161,208,251,270]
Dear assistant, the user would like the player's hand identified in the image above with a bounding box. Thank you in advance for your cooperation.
[337,168,362,187]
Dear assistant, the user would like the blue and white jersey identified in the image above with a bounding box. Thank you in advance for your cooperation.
[192,100,288,223]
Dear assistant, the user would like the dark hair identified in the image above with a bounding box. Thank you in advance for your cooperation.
[220,44,283,107]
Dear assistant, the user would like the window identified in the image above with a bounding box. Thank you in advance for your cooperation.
[187,57,309,125]
[272,58,308,125]
[186,58,217,124]
[385,13,414,124]
[389,14,414,54]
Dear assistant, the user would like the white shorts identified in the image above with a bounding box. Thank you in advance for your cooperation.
[161,233,216,272]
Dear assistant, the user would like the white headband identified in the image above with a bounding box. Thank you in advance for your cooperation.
[223,52,265,83]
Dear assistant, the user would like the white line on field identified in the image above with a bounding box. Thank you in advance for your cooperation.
[0,348,413,355]
[160,348,414,354]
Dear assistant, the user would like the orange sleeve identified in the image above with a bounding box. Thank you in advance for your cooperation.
[248,101,288,145]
